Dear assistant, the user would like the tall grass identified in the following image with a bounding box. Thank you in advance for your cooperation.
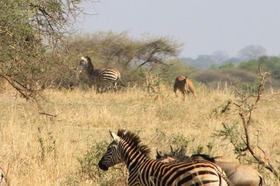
[0,84,279,185]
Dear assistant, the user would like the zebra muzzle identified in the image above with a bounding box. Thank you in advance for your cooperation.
[98,161,109,171]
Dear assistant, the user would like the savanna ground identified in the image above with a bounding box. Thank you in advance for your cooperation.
[0,83,279,185]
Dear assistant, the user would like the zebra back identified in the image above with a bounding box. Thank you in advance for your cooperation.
[98,68,120,83]
[98,129,229,186]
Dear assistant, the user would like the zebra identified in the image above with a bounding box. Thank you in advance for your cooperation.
[98,129,229,186]
[156,146,264,186]
[0,167,8,186]
[174,75,196,100]
[76,56,125,92]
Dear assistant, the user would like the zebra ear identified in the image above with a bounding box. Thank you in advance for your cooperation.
[81,56,86,61]
[109,130,120,143]
[156,148,164,158]
[122,128,127,135]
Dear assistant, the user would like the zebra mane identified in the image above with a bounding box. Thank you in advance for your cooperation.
[117,129,151,157]
[83,56,94,69]
[84,56,91,62]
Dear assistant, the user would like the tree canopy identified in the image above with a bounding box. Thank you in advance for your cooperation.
[0,0,86,99]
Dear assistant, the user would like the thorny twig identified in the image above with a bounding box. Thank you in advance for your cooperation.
[234,67,278,178]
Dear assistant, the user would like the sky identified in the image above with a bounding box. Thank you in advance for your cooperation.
[75,0,280,58]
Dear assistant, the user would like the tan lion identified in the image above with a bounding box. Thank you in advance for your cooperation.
[173,75,196,100]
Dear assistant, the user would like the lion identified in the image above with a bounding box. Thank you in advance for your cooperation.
[173,75,196,100]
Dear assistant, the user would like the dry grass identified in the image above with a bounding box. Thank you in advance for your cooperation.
[0,84,279,185]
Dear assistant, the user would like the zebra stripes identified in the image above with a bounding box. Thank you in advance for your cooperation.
[77,56,124,92]
[156,147,264,186]
[98,129,229,186]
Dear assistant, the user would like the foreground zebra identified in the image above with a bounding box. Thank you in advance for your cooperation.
[0,167,8,186]
[98,129,229,186]
[77,56,124,92]
[156,147,264,186]
[174,75,196,100]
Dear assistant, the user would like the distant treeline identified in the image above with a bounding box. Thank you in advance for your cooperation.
[44,33,280,91]
[182,55,280,89]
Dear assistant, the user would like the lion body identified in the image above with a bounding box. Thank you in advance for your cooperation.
[173,75,196,99]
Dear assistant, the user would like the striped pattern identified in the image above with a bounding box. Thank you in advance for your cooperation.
[156,147,264,186]
[98,68,120,84]
[98,129,229,186]
[77,56,124,92]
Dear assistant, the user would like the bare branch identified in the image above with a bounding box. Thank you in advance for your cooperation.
[235,68,278,178]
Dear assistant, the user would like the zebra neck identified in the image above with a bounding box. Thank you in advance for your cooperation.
[91,68,103,77]
[122,147,150,172]
[85,67,94,76]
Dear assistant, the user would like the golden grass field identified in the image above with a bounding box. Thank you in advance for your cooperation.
[0,84,279,185]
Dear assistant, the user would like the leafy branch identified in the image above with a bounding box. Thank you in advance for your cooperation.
[216,66,279,179]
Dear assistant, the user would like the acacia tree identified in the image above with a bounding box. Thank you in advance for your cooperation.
[0,0,90,100]
[238,45,267,61]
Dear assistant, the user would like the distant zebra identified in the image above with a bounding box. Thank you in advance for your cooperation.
[156,146,264,186]
[0,167,8,186]
[98,129,229,186]
[77,56,125,92]
[174,75,196,100]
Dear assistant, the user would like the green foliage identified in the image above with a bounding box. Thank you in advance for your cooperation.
[215,122,239,141]
[193,145,204,154]
[191,142,215,155]
[169,133,190,149]
[0,0,86,99]
[237,56,280,88]
[76,140,127,185]
[214,122,247,156]
[158,59,196,85]
[77,141,107,180]
[206,142,214,153]
[192,67,260,90]
[238,59,260,72]
[219,62,235,69]
[77,145,98,180]
[67,32,182,87]
[37,129,57,162]
[238,56,280,79]
[168,134,214,155]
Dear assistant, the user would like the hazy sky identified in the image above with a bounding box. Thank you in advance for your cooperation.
[75,0,280,58]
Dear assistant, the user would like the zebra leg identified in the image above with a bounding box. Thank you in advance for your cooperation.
[113,82,118,92]
[95,83,103,94]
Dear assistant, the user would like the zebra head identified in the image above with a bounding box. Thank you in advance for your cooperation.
[76,56,94,73]
[98,131,124,171]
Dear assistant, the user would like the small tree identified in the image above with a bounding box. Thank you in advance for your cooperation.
[0,0,91,100]
[215,67,279,182]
